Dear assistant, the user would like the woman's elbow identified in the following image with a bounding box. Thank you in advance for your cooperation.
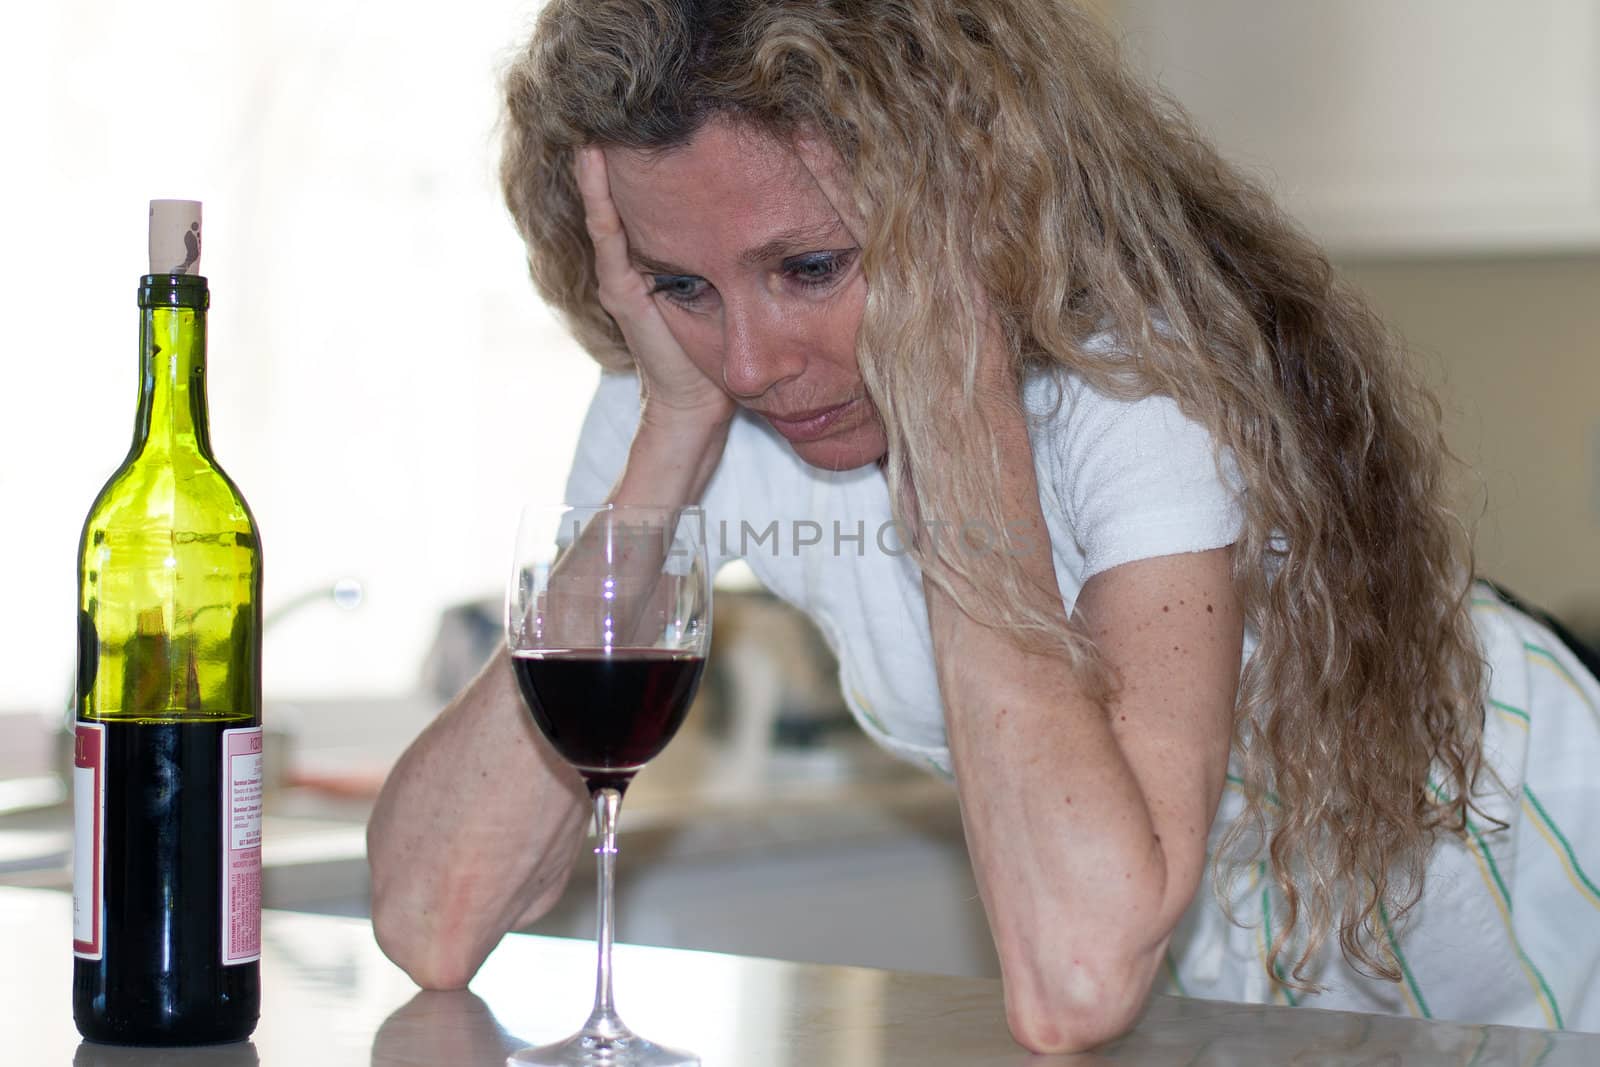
[1000,952,1154,1054]
[369,886,489,991]
[367,830,488,990]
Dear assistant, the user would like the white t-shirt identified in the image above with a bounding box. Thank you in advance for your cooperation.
[563,365,1247,774]
[562,365,1600,1033]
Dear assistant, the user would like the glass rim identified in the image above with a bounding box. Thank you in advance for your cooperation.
[505,503,711,654]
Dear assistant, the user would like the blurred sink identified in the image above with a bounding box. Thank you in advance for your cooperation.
[0,711,999,980]
[0,586,1002,979]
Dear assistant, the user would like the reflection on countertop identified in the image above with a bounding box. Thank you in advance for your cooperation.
[7,887,1595,1067]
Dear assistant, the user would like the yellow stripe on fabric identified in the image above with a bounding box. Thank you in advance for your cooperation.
[1471,594,1596,718]
[1243,863,1283,1006]
[1225,794,1296,1005]
[846,686,888,734]
[1523,787,1600,913]
[1490,698,1530,727]
[1428,780,1564,1029]
[1257,862,1298,1007]
[1456,834,1559,1029]
[1524,643,1599,719]
[1378,902,1429,1019]
[1487,636,1600,907]
[1229,778,1432,1013]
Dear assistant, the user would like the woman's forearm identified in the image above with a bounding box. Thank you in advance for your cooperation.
[610,401,732,508]
[929,580,1171,1048]
[929,546,1240,1054]
[921,393,1238,1053]
[369,412,731,988]
[367,647,590,989]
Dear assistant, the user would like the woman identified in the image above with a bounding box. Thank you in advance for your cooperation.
[367,0,1600,1052]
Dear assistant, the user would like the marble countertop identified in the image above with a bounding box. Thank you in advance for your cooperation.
[8,887,1597,1066]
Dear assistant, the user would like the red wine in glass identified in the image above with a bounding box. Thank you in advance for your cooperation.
[510,649,705,794]
[505,504,710,1066]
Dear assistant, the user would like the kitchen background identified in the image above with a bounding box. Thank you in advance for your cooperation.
[3,0,1597,979]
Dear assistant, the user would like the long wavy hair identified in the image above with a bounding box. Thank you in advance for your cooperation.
[499,0,1488,987]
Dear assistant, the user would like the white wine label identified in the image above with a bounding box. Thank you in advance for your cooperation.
[73,723,105,960]
[221,726,263,965]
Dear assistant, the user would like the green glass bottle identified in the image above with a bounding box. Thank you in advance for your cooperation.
[73,200,263,1045]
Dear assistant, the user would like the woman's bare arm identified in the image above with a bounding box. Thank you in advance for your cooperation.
[926,406,1242,1054]
[368,409,731,990]
[367,645,588,989]
[368,145,734,988]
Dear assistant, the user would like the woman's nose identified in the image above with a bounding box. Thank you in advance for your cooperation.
[720,301,805,399]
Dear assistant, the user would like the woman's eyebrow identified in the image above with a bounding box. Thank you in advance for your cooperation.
[627,222,848,278]
[738,222,848,267]
[628,249,693,276]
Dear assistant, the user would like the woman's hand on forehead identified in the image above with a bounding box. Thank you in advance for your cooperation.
[572,146,736,426]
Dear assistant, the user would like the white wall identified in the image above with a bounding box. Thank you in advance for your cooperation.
[1111,0,1600,254]
[10,0,1597,717]
[0,0,599,709]
[1341,254,1600,623]
[1103,0,1600,616]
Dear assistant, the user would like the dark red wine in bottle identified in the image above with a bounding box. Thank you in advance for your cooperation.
[73,201,263,1044]
[510,649,705,792]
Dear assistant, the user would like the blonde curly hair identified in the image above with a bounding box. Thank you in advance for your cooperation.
[499,0,1488,987]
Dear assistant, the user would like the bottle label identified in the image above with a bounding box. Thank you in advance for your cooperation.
[72,723,105,960]
[221,726,263,965]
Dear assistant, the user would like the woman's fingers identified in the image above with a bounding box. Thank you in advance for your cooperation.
[571,146,667,341]
[573,147,648,312]
[571,144,735,423]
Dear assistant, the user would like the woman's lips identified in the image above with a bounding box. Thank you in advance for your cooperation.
[761,397,858,443]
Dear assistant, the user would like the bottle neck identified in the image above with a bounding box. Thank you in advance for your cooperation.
[133,274,211,457]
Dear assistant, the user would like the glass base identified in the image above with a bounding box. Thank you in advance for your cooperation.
[507,1026,699,1066]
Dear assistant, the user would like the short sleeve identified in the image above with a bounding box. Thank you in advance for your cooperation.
[1033,372,1245,580]
[562,372,643,505]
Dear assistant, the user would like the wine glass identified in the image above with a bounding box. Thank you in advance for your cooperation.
[504,504,711,1067]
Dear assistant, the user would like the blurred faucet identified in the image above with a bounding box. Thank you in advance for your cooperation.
[49,578,367,799]
[62,577,365,720]
[263,578,365,631]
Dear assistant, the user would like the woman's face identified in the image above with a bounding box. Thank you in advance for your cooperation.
[603,120,888,471]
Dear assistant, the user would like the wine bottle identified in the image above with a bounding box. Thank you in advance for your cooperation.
[73,200,263,1045]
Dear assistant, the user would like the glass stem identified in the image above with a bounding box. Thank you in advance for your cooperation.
[586,786,624,1035]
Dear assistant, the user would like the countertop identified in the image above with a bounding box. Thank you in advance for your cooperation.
[7,888,1597,1066]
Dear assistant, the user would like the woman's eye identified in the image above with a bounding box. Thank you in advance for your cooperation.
[649,275,709,305]
[784,250,856,289]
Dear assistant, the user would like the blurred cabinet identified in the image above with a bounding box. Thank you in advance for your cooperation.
[1112,0,1600,255]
